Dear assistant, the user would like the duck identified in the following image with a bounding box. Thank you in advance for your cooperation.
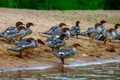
[46,27,70,42]
[0,21,24,38]
[12,22,35,41]
[6,26,26,42]
[51,27,70,36]
[24,22,35,37]
[80,24,98,37]
[43,23,67,35]
[94,20,107,40]
[62,28,71,39]
[70,21,80,38]
[15,37,45,46]
[80,31,89,36]
[99,20,107,33]
[8,38,45,58]
[97,24,120,41]
[52,43,81,64]
[111,24,120,40]
[80,20,107,37]
[103,28,115,44]
[47,34,67,51]
[114,24,120,40]
[14,38,31,46]
[88,23,101,42]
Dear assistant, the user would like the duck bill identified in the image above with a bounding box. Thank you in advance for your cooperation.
[33,24,36,26]
[21,24,25,26]
[40,41,45,45]
[64,24,68,26]
[37,39,45,46]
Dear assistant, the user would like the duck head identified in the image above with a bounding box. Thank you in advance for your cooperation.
[59,23,67,27]
[26,38,35,43]
[62,27,70,32]
[37,39,45,46]
[62,27,70,39]
[26,22,35,28]
[114,23,120,29]
[59,34,67,40]
[17,26,26,31]
[15,21,24,27]
[100,20,107,24]
[95,23,100,29]
[108,28,115,33]
[76,21,80,26]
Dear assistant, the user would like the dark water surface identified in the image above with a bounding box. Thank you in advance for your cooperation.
[0,62,120,80]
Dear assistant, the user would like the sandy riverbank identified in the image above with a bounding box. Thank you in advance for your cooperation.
[0,8,120,72]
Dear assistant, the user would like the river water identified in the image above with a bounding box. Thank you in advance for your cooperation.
[0,62,120,80]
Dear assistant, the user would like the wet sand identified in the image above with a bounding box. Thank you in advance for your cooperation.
[0,8,120,72]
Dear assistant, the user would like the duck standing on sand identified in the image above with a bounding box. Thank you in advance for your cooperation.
[43,23,67,35]
[14,38,31,46]
[94,20,107,40]
[15,38,45,46]
[0,21,24,38]
[6,26,26,41]
[99,20,107,32]
[88,23,101,42]
[47,34,67,51]
[8,38,45,58]
[52,27,70,36]
[80,20,107,37]
[46,27,70,42]
[13,22,35,41]
[97,24,120,41]
[52,43,81,64]
[80,24,97,37]
[70,21,80,38]
[114,24,120,40]
[103,28,115,44]
[24,22,35,37]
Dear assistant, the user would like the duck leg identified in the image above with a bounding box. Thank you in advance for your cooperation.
[20,37,23,40]
[56,47,59,50]
[19,50,22,58]
[76,35,78,39]
[52,48,54,51]
[61,58,64,64]
[90,35,94,42]
[7,39,14,44]
[90,37,93,42]
[104,40,106,44]
[91,36,94,42]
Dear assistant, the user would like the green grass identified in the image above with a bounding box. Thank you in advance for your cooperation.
[0,0,120,10]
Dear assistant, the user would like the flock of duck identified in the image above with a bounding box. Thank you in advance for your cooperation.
[0,20,120,64]
[81,20,120,44]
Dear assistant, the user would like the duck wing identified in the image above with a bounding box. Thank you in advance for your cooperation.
[15,38,30,45]
[52,39,66,47]
[8,41,37,51]
[53,48,71,58]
